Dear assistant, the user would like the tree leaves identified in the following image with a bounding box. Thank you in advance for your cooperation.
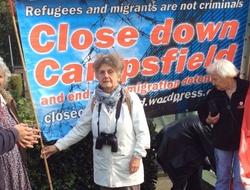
[0,0,21,69]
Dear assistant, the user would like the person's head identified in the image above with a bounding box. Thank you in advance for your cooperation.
[92,52,124,93]
[0,57,11,90]
[206,59,239,91]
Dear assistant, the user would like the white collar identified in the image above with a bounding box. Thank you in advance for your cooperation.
[0,94,7,107]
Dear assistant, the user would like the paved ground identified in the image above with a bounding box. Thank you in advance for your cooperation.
[156,172,173,190]
[155,170,216,190]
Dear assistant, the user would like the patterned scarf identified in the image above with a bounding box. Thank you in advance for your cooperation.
[95,84,125,111]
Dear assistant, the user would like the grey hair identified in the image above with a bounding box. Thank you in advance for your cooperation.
[206,59,239,78]
[92,52,124,78]
[0,56,11,89]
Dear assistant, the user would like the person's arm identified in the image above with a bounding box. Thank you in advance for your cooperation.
[0,123,39,154]
[198,94,220,126]
[130,92,151,158]
[129,92,151,173]
[55,97,93,151]
[41,97,94,159]
[198,96,210,125]
[0,127,18,155]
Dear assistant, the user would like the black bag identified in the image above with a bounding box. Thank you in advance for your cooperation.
[207,99,219,117]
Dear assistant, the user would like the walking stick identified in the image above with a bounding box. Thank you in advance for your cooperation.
[8,1,54,189]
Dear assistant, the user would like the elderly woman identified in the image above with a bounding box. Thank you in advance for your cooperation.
[0,56,40,190]
[198,59,249,190]
[41,52,151,190]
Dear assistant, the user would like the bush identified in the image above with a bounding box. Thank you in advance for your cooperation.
[16,97,35,124]
[26,119,158,190]
[27,133,98,190]
[7,74,23,100]
[7,74,35,124]
[141,119,158,190]
[8,74,158,189]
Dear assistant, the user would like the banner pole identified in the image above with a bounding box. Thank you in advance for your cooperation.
[8,1,54,190]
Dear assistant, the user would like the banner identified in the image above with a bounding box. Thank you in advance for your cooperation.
[239,87,250,189]
[15,0,249,141]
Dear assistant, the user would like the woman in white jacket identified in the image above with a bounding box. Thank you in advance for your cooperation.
[41,52,151,190]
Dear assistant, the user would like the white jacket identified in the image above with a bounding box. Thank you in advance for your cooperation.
[55,91,151,187]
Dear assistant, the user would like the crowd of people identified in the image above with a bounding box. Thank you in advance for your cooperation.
[0,52,249,190]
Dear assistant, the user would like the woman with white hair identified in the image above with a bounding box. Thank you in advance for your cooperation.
[0,56,37,190]
[198,59,249,190]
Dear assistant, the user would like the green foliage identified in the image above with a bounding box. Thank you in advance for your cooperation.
[7,73,35,124]
[26,119,158,190]
[0,0,21,68]
[27,133,99,190]
[7,73,23,98]
[17,97,35,124]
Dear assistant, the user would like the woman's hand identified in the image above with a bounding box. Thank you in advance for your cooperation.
[206,112,220,125]
[40,145,58,159]
[129,156,141,173]
[14,123,40,148]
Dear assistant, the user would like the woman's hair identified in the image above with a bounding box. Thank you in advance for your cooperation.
[0,56,11,89]
[92,52,124,77]
[206,59,239,78]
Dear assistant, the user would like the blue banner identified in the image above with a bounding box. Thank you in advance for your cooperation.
[15,0,249,141]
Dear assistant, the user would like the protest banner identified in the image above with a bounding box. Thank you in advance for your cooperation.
[239,87,250,189]
[15,0,249,142]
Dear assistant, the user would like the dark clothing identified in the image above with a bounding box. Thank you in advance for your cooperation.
[100,184,140,190]
[169,164,203,190]
[198,77,249,151]
[0,128,18,190]
[7,99,20,123]
[0,128,18,154]
[155,115,215,190]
